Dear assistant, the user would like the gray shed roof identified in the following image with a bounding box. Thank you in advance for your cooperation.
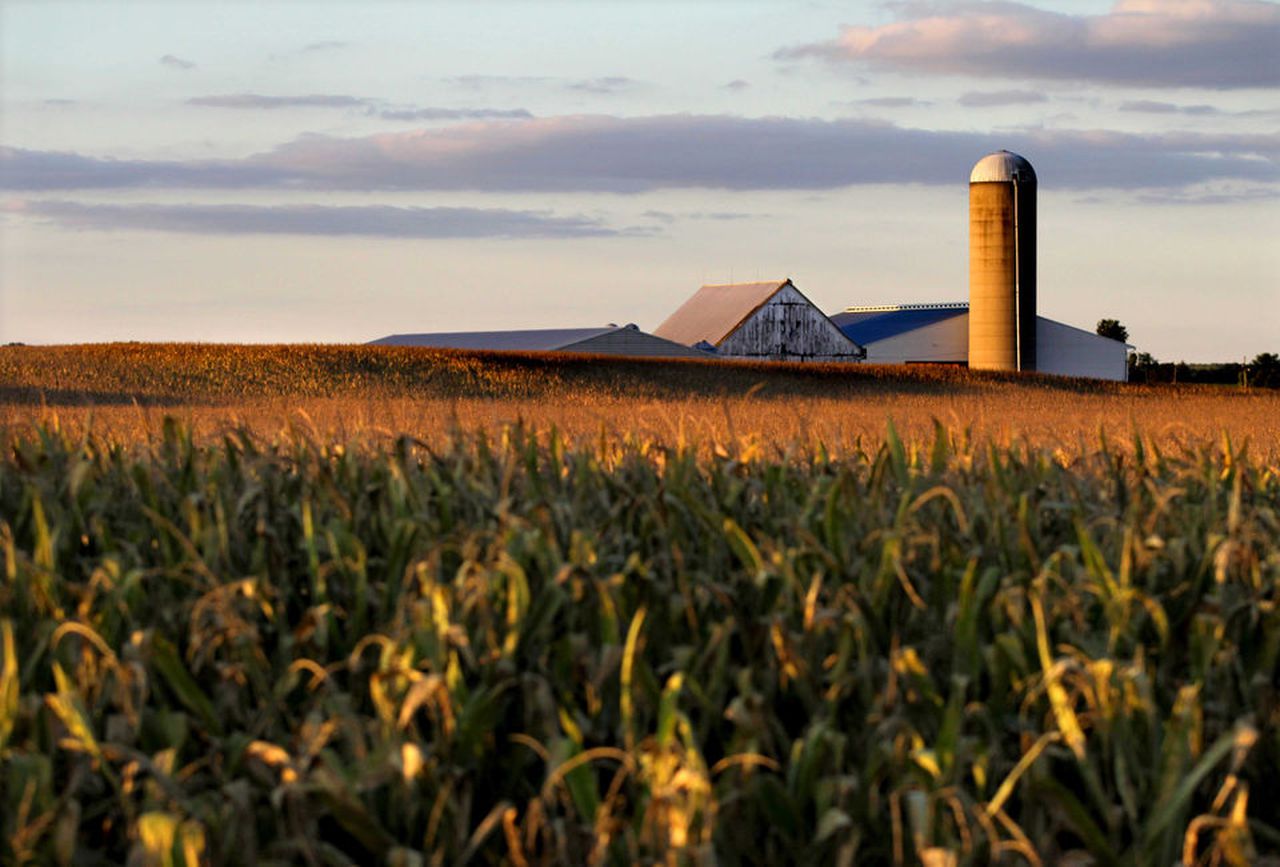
[369,324,711,357]
[370,326,619,351]
[653,279,792,347]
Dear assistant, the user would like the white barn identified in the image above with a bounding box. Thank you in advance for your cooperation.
[831,303,1130,381]
[654,279,864,362]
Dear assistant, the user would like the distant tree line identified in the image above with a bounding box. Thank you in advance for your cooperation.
[1127,352,1279,387]
[1096,320,1278,388]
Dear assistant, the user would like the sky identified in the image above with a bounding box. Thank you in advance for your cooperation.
[1,0,1277,361]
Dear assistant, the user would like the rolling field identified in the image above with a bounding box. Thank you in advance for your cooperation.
[1,344,1278,865]
[1,343,1278,458]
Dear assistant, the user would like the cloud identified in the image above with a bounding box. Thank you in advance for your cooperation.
[724,79,751,91]
[302,40,347,52]
[3,115,1275,194]
[640,209,757,223]
[444,75,555,89]
[375,107,533,121]
[1134,186,1280,205]
[688,212,756,221]
[958,90,1048,107]
[778,1,1280,89]
[441,74,639,95]
[1119,100,1218,115]
[159,54,196,71]
[1117,100,1280,118]
[189,93,369,109]
[6,200,623,239]
[0,147,286,190]
[566,76,638,94]
[1136,190,1274,204]
[850,97,928,108]
[187,93,532,121]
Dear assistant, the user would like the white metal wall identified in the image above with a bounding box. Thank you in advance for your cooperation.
[860,313,1127,380]
[1035,318,1128,381]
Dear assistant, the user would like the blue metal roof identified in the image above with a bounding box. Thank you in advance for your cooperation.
[831,307,968,344]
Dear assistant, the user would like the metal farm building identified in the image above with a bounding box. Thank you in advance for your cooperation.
[817,151,1129,381]
[370,150,1130,381]
[653,279,864,362]
[370,324,708,358]
[832,303,1130,381]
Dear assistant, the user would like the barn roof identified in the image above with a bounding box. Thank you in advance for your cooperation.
[653,279,792,347]
[831,305,968,344]
[370,326,620,351]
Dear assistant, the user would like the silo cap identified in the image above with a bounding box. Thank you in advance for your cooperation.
[970,150,1037,184]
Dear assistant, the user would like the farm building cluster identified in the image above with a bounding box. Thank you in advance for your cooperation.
[372,151,1132,381]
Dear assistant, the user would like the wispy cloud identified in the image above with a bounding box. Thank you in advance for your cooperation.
[375,107,533,121]
[566,76,638,94]
[849,97,928,109]
[1134,186,1280,205]
[6,200,624,239]
[1119,100,1226,117]
[641,209,757,223]
[3,116,1276,194]
[186,93,532,121]
[778,0,1280,89]
[189,94,369,109]
[723,79,751,91]
[958,90,1048,107]
[442,74,639,95]
[302,40,348,52]
[1117,99,1280,117]
[159,54,196,71]
[444,74,555,89]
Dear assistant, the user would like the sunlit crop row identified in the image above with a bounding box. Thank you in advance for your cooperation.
[1,419,1275,865]
[0,343,1147,404]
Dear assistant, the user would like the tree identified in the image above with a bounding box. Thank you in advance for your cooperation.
[1096,319,1129,342]
[1128,351,1157,382]
[1249,352,1279,388]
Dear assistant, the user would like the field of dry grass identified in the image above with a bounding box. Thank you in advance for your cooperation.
[1,343,1277,459]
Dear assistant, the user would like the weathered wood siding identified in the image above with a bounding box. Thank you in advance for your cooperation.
[718,284,861,362]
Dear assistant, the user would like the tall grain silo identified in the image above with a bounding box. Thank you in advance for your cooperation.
[969,150,1036,371]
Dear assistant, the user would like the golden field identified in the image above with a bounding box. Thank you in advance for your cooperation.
[1,343,1277,458]
[2,343,1278,864]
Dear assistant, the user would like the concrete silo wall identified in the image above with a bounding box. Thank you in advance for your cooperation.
[968,179,1036,371]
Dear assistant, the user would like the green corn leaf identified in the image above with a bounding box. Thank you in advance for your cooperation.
[723,518,765,584]
[151,636,222,736]
[0,620,17,753]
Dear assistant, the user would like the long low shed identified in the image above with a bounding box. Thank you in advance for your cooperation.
[370,324,710,358]
[832,303,1130,381]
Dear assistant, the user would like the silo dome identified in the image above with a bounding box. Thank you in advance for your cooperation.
[969,150,1037,185]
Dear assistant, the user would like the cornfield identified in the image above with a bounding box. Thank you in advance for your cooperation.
[1,416,1276,865]
[4,344,1279,463]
